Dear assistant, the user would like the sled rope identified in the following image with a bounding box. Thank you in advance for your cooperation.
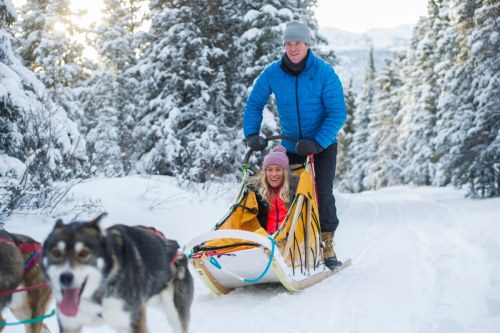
[0,282,50,297]
[0,309,55,326]
[207,237,276,283]
[243,237,275,283]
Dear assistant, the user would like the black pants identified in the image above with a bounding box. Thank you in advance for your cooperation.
[287,143,339,233]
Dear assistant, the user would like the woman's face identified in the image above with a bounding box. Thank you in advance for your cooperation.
[265,165,284,189]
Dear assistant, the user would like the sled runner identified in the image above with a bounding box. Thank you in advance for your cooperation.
[186,136,351,295]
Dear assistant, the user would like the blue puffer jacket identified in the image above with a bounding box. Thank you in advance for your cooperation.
[244,51,347,153]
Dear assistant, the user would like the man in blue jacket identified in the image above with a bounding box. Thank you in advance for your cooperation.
[244,20,347,269]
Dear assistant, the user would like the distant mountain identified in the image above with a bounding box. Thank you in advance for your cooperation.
[320,27,372,51]
[319,25,414,91]
[364,25,414,51]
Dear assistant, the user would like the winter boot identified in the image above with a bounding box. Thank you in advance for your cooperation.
[321,231,342,270]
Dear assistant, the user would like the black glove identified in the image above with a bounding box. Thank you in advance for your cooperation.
[295,139,323,156]
[246,134,268,151]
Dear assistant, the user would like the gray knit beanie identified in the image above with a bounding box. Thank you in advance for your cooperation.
[283,21,311,45]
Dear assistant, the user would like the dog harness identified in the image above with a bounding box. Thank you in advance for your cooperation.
[0,240,54,329]
[134,226,179,267]
[135,226,166,239]
[0,237,42,274]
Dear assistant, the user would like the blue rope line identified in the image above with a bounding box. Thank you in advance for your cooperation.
[209,256,222,269]
[206,238,276,283]
[244,237,275,283]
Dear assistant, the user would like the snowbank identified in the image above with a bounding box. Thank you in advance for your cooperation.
[3,178,500,333]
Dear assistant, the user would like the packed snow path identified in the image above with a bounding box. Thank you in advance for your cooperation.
[5,177,500,332]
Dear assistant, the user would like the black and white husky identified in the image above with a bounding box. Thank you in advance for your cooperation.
[42,213,193,333]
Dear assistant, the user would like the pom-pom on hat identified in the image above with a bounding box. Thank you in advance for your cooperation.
[263,145,289,170]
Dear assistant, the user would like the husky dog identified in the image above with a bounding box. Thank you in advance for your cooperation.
[42,213,194,333]
[0,230,52,333]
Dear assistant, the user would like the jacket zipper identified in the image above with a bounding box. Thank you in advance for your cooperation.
[275,195,279,231]
[295,76,303,139]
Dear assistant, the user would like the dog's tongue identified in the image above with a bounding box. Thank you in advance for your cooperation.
[59,288,80,317]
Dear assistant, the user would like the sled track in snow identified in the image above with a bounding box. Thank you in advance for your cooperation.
[353,191,404,264]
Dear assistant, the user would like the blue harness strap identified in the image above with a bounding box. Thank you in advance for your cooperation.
[24,249,40,271]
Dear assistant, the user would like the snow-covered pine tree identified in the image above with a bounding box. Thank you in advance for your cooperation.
[451,0,499,197]
[131,0,241,182]
[180,0,242,180]
[345,47,376,192]
[368,55,404,189]
[0,0,20,164]
[1,0,86,218]
[336,79,355,187]
[97,0,143,73]
[79,69,124,177]
[434,0,480,193]
[334,0,498,197]
[130,0,188,177]
[397,1,443,186]
[238,1,291,84]
[79,0,146,176]
[15,0,89,126]
[395,0,498,197]
[429,0,467,186]
[1,0,35,217]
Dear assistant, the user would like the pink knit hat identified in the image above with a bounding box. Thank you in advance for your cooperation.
[263,145,289,170]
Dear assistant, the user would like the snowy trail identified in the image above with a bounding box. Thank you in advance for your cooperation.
[4,177,500,333]
[332,188,495,333]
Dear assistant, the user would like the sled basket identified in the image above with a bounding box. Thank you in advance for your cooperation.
[186,136,348,294]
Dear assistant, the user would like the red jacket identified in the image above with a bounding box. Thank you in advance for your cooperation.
[266,190,288,234]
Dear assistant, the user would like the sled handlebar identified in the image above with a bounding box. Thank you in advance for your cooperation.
[243,135,298,166]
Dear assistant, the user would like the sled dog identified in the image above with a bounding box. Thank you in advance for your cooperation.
[0,230,52,333]
[42,213,194,333]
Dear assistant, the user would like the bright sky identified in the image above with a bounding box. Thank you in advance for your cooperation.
[11,0,428,40]
[314,0,428,33]
[11,0,429,34]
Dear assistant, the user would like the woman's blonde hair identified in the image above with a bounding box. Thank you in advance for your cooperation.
[248,169,291,208]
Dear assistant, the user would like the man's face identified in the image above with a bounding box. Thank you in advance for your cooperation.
[284,42,309,64]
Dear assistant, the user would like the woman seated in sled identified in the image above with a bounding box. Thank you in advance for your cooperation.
[247,145,298,234]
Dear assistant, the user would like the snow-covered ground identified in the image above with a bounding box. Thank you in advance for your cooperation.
[3,176,500,333]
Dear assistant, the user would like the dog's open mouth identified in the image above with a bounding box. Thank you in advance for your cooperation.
[58,278,87,317]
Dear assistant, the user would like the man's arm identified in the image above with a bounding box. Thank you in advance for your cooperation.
[244,67,272,137]
[314,67,347,148]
